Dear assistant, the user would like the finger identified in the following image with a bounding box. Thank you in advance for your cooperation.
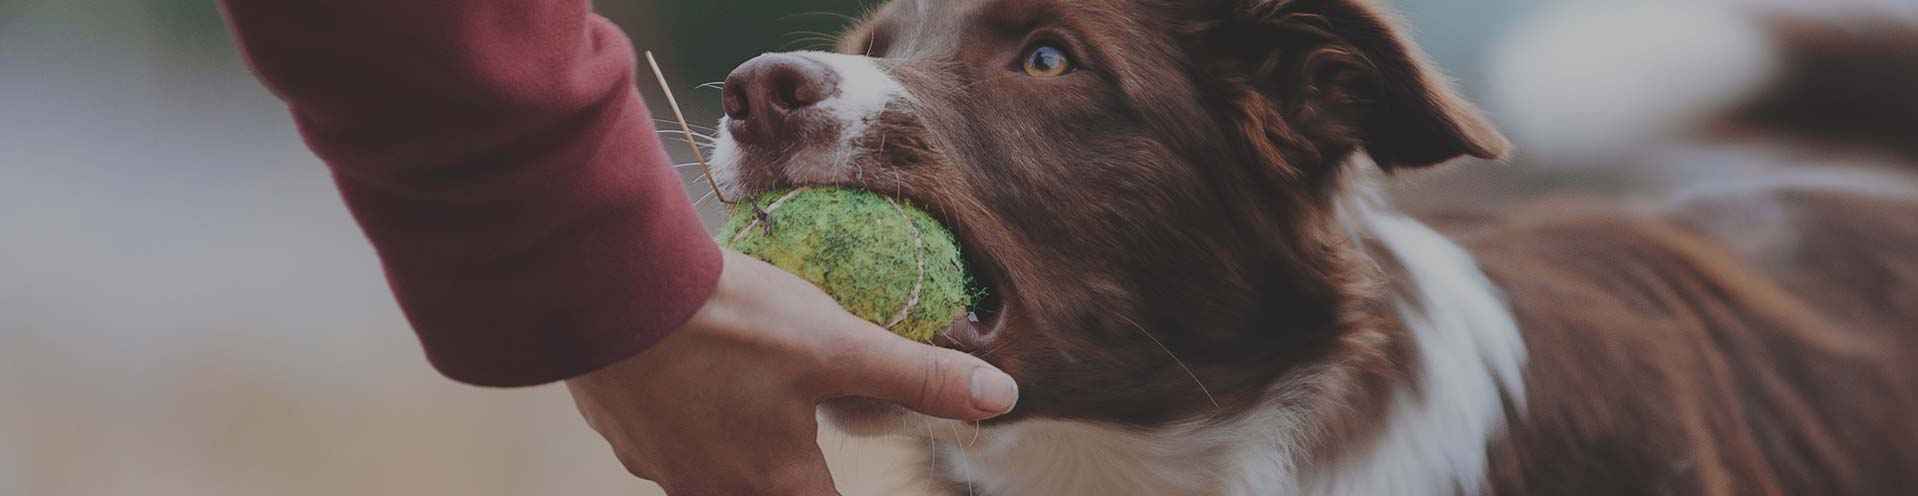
[818,325,1019,421]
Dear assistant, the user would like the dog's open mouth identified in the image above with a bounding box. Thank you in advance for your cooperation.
[849,186,1012,352]
[743,168,1012,350]
[949,238,1006,348]
[801,187,1015,434]
[798,183,1010,352]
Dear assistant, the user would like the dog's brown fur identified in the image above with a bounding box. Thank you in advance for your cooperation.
[724,0,1918,492]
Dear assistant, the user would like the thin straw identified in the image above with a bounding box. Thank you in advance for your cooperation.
[643,51,733,205]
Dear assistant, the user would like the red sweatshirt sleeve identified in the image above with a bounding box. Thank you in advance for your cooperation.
[220,0,722,387]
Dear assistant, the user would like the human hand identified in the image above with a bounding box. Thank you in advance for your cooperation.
[566,250,1018,495]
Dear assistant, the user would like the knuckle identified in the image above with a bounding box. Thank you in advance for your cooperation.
[915,350,951,408]
[813,331,864,367]
[796,333,863,392]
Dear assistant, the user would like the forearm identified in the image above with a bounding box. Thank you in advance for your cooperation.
[222,0,721,386]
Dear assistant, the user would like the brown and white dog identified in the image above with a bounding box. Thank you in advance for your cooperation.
[704,0,1918,494]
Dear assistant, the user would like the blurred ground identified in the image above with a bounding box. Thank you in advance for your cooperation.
[0,0,1582,494]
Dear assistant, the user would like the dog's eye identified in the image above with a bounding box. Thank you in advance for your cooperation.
[1023,45,1073,78]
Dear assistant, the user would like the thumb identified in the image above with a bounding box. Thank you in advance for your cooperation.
[819,322,1019,421]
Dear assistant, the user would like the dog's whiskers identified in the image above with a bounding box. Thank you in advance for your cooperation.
[947,421,979,496]
[918,415,977,496]
[972,340,1014,361]
[1118,314,1221,410]
[643,51,732,205]
[781,30,845,51]
[652,118,719,134]
[778,11,861,26]
[655,129,717,143]
[782,37,838,51]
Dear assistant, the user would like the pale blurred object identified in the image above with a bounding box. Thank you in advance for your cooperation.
[1489,0,1918,168]
[1489,0,1779,165]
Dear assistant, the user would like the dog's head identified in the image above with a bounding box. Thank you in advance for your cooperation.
[709,0,1506,428]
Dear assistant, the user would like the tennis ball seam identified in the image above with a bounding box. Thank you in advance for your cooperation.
[878,196,927,330]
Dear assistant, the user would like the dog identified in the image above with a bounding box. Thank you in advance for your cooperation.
[704,0,1918,494]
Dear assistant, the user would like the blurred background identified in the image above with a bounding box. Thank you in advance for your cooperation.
[0,0,1827,494]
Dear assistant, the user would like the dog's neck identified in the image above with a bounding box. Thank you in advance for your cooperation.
[931,183,1529,496]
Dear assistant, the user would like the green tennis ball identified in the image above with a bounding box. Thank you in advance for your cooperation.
[717,188,975,343]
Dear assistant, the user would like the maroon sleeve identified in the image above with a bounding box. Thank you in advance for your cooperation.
[220,0,722,387]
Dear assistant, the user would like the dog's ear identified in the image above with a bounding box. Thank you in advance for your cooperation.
[1219,0,1509,171]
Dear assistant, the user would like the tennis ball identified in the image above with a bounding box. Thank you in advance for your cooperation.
[717,187,975,343]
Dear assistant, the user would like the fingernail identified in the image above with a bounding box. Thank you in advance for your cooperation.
[969,367,1018,415]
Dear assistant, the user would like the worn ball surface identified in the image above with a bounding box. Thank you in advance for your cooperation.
[716,188,975,343]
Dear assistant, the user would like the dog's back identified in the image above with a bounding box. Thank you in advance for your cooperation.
[1453,9,1918,495]
[1469,194,1918,494]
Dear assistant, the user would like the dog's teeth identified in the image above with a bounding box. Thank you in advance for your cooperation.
[967,311,981,323]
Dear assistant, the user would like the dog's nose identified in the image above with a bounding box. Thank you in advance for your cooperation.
[722,54,839,144]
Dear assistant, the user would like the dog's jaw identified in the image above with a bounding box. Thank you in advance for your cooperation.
[924,183,1529,496]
